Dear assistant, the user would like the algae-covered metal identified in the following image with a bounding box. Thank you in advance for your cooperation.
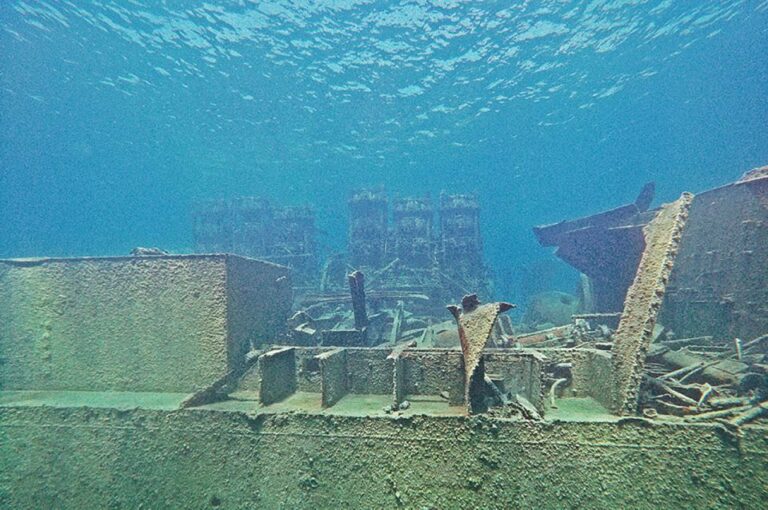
[447,294,515,414]
[610,194,692,414]
[0,254,292,393]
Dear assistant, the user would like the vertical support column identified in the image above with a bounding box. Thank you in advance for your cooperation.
[389,351,406,409]
[389,301,405,344]
[258,347,297,405]
[317,348,348,408]
[347,270,368,330]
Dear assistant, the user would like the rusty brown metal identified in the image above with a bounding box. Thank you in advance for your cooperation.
[660,168,768,341]
[347,270,368,330]
[448,295,515,414]
[533,183,657,312]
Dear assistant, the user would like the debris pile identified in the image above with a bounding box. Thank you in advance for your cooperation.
[184,165,768,427]
[504,312,767,427]
[289,270,438,348]
[514,313,619,349]
[641,331,768,430]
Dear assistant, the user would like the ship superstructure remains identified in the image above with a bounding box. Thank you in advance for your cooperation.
[3,168,766,508]
[193,197,317,285]
[343,189,490,306]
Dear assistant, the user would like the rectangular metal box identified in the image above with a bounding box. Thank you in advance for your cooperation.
[0,254,291,393]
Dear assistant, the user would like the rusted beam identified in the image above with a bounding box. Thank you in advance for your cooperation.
[611,193,693,415]
[347,270,368,330]
[516,324,572,346]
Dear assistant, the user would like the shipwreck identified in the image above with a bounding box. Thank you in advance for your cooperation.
[1,168,767,508]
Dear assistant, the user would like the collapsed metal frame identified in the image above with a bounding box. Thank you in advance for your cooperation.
[237,345,545,416]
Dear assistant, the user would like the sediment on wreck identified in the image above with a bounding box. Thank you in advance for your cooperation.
[448,295,514,414]
[611,193,693,415]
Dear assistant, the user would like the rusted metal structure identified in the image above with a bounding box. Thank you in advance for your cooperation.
[231,196,272,258]
[448,294,516,414]
[192,197,317,285]
[295,190,492,347]
[391,197,434,268]
[348,189,388,269]
[609,194,692,414]
[533,183,656,313]
[660,167,768,341]
[192,198,232,253]
[534,168,768,343]
[3,187,768,507]
[270,206,316,281]
[439,192,483,279]
[342,189,491,315]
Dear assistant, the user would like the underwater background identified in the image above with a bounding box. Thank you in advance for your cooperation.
[1,0,767,310]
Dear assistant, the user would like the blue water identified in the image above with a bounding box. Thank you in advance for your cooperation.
[1,1,767,307]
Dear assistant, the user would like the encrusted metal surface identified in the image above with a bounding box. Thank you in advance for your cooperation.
[660,170,768,340]
[611,194,692,414]
[448,296,515,413]
[0,255,291,393]
[2,405,765,509]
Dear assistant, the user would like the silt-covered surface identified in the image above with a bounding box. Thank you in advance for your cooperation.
[0,255,291,393]
[1,405,766,509]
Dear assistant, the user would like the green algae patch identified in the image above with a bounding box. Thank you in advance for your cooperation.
[2,405,766,509]
[546,397,616,422]
[0,390,190,410]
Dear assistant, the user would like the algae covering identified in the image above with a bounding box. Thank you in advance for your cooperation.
[611,194,692,414]
[1,250,766,509]
[448,295,515,414]
[0,250,766,509]
[0,255,291,393]
[1,405,766,509]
